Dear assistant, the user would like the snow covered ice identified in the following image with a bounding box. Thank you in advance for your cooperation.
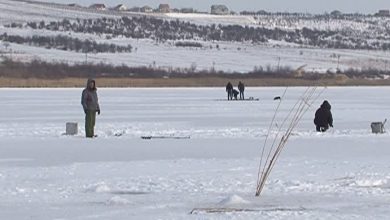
[1,87,390,219]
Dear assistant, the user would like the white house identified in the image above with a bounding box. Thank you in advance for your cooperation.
[141,5,153,13]
[113,4,127,11]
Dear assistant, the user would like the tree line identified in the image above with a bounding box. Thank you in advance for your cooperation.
[0,58,388,80]
[0,33,132,53]
[5,16,390,50]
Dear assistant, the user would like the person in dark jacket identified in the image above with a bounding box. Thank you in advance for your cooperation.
[238,81,245,100]
[232,89,239,100]
[226,82,233,100]
[314,100,333,132]
[81,79,100,138]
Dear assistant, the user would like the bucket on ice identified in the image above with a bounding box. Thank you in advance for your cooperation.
[66,122,78,135]
[371,120,386,134]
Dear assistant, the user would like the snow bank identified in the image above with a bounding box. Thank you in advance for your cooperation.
[218,195,251,206]
[84,182,111,193]
[106,196,130,206]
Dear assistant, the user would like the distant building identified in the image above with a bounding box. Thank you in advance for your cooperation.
[376,10,390,17]
[330,10,342,16]
[89,4,106,10]
[67,3,81,8]
[241,10,268,15]
[113,4,127,11]
[180,8,194,13]
[159,4,170,13]
[240,11,254,15]
[171,8,180,13]
[257,10,268,15]
[211,5,229,15]
[128,7,141,12]
[141,6,153,13]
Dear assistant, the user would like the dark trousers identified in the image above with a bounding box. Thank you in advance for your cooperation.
[316,125,328,132]
[239,91,244,100]
[85,110,96,138]
[227,91,233,100]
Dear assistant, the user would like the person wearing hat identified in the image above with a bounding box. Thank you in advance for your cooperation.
[238,81,245,100]
[314,100,333,132]
[226,82,233,100]
[81,79,100,138]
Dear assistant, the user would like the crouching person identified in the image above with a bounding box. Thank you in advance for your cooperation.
[81,79,100,138]
[314,100,333,132]
[233,89,239,100]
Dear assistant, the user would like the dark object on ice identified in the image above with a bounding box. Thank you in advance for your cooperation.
[81,79,100,138]
[371,119,386,134]
[141,135,190,140]
[226,82,233,100]
[273,96,281,100]
[66,122,78,135]
[232,89,239,100]
[238,81,245,100]
[114,131,124,137]
[111,190,149,195]
[247,97,259,101]
[190,207,258,214]
[314,100,333,132]
[214,98,259,101]
[190,206,306,214]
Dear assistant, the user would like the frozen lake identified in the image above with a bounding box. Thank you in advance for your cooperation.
[0,87,389,219]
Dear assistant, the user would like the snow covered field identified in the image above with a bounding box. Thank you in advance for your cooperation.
[3,24,390,73]
[2,0,390,73]
[1,87,390,219]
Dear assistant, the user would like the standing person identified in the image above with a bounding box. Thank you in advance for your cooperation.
[226,82,233,100]
[314,100,333,132]
[81,79,100,138]
[238,81,245,100]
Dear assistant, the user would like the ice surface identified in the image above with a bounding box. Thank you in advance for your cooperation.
[0,87,390,219]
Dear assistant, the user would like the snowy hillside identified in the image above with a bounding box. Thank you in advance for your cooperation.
[1,0,390,73]
[1,87,390,219]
